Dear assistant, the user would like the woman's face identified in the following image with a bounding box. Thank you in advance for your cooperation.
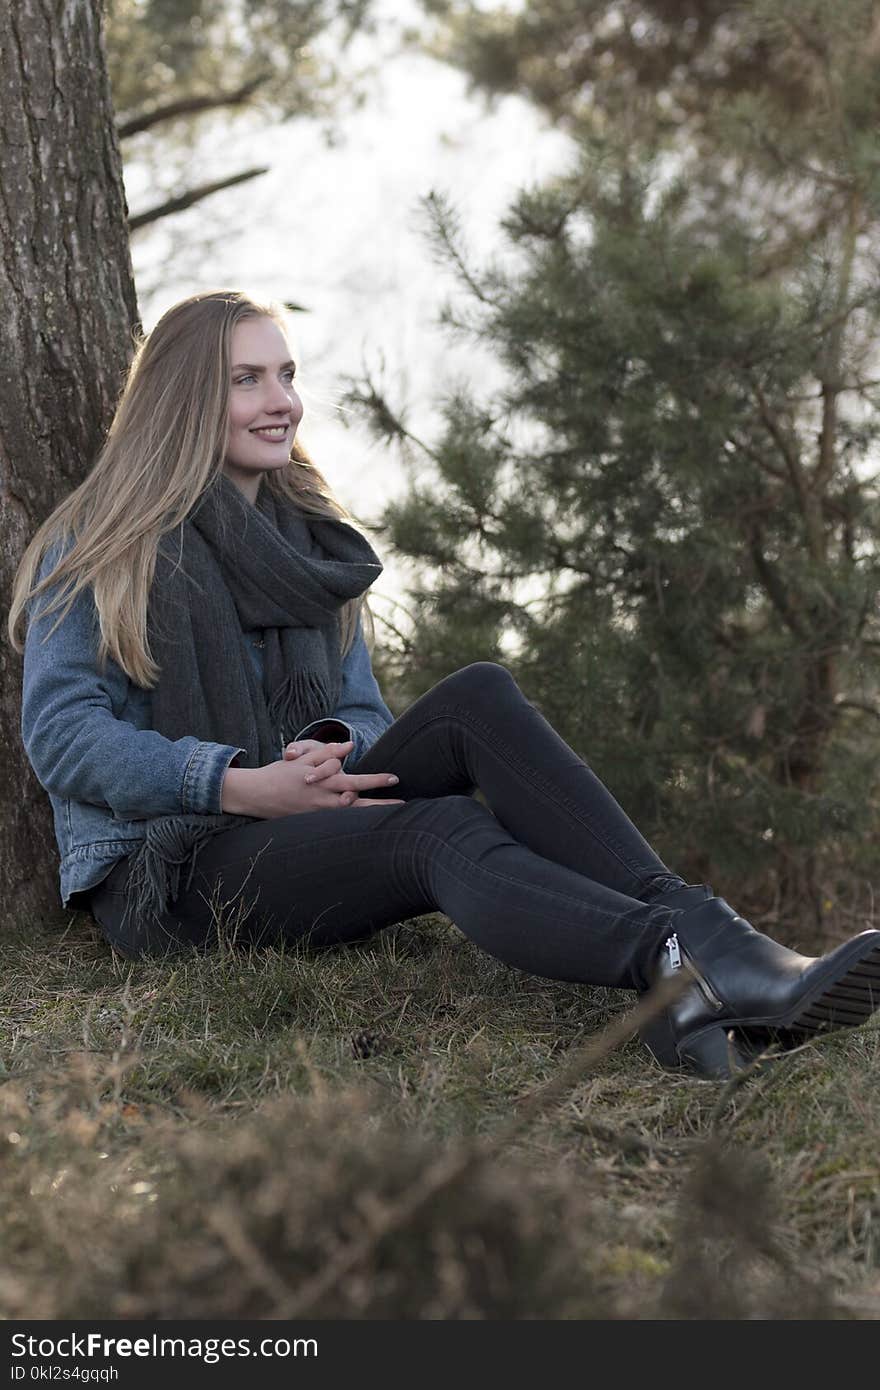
[224,316,304,503]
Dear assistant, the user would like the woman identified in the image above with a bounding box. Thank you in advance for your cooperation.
[10,291,880,1081]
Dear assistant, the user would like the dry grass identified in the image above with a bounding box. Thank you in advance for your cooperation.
[1,905,878,1319]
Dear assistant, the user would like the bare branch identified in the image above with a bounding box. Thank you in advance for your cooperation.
[756,130,852,192]
[752,203,837,280]
[834,698,880,721]
[274,975,688,1320]
[128,168,268,233]
[753,382,825,561]
[753,382,806,497]
[815,190,862,496]
[344,376,444,464]
[421,190,503,311]
[117,75,271,139]
[816,379,838,494]
[731,434,787,484]
[748,524,807,639]
[812,284,879,340]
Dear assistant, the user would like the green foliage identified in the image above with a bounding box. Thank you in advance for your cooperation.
[421,0,880,159]
[106,0,372,121]
[367,1,880,923]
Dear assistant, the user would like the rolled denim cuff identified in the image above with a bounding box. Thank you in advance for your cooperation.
[182,741,248,815]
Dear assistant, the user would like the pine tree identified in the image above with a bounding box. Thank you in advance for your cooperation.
[362,0,880,935]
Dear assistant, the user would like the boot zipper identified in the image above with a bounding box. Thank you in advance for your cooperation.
[663,933,723,1011]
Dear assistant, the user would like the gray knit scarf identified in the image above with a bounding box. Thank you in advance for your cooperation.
[121,471,382,932]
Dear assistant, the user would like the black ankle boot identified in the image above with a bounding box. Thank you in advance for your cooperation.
[639,887,880,1080]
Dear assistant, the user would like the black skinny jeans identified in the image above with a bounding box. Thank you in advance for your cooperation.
[86,664,685,990]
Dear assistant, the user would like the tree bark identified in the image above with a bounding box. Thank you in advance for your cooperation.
[1,0,139,928]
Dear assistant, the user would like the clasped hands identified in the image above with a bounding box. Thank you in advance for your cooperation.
[222,738,405,818]
[281,738,404,811]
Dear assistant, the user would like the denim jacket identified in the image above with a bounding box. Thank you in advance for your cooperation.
[21,541,394,909]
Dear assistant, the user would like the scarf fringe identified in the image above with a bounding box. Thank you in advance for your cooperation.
[267,668,332,748]
[121,812,253,931]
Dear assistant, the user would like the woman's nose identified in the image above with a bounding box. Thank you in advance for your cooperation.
[268,378,296,411]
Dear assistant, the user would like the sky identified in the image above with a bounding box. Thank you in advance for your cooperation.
[126,0,572,627]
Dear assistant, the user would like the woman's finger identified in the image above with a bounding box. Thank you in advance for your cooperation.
[315,788,359,809]
[317,790,405,809]
[298,741,353,766]
[349,797,406,808]
[319,771,400,792]
[304,757,343,784]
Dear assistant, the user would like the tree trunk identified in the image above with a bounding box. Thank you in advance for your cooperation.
[1,0,139,928]
[772,642,839,937]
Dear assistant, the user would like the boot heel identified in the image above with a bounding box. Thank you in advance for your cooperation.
[677,1024,744,1080]
[640,1013,679,1068]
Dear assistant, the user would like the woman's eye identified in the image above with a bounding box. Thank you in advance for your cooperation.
[235,374,256,385]
[282,369,296,382]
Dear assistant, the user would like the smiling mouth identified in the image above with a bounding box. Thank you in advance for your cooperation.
[250,426,289,440]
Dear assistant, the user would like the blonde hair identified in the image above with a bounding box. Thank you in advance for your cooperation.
[8,290,370,686]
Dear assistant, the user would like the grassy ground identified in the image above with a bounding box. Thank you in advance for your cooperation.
[1,904,879,1319]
